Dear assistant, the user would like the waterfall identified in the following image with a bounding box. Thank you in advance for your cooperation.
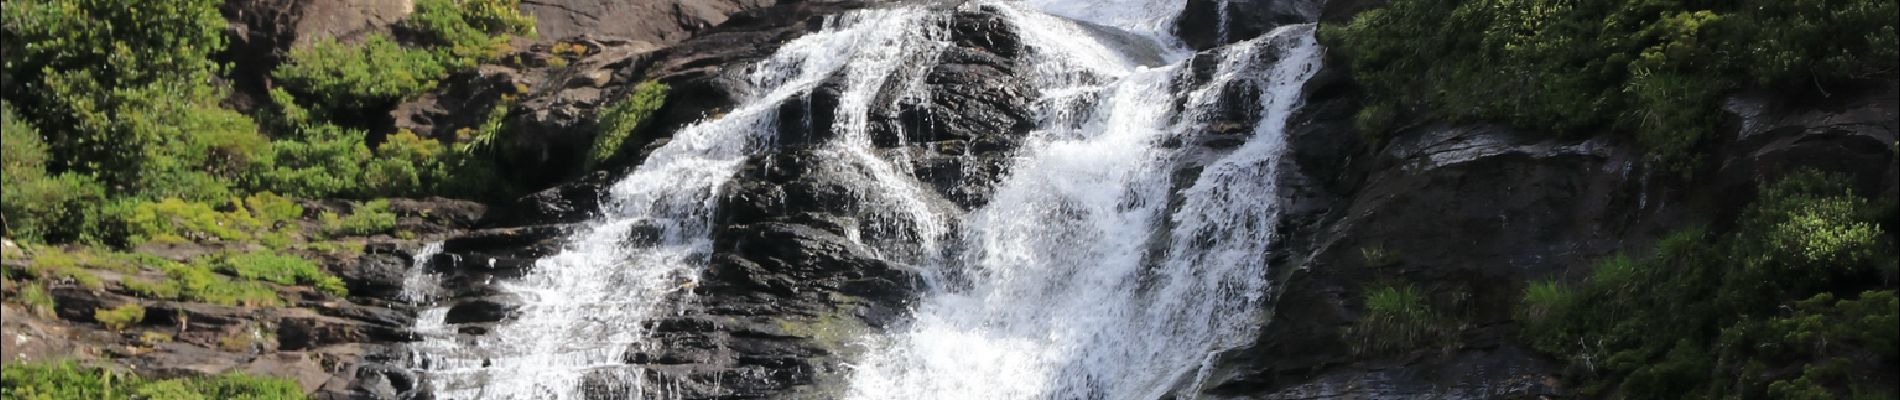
[841,18,1323,400]
[404,0,1322,398]
[404,9,949,399]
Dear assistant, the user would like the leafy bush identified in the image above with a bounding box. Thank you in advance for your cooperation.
[1323,0,1899,170]
[123,199,257,245]
[2,103,109,243]
[93,303,145,331]
[217,251,347,296]
[588,81,670,169]
[403,0,537,68]
[322,200,399,237]
[243,192,305,225]
[1,171,106,244]
[250,124,371,199]
[273,35,447,119]
[362,130,447,197]
[1519,169,1896,398]
[1,360,305,400]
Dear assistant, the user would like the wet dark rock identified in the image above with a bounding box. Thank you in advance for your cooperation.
[639,1,874,143]
[484,171,613,226]
[1177,0,1321,50]
[351,363,419,400]
[334,253,410,299]
[442,225,570,254]
[442,294,524,324]
[393,38,663,187]
[49,285,131,324]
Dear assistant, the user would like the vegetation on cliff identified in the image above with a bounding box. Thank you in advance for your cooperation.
[1323,0,1898,171]
[0,0,534,391]
[1,360,304,400]
[1,0,536,244]
[1518,170,1898,398]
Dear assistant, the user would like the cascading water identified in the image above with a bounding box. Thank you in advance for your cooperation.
[404,0,1322,398]
[404,8,952,399]
[842,16,1323,400]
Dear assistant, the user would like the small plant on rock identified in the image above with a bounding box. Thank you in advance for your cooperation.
[94,303,146,331]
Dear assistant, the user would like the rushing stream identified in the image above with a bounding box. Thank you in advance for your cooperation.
[405,1,1323,398]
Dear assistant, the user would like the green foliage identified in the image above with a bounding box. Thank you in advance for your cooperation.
[2,101,109,243]
[118,194,310,248]
[147,258,283,307]
[16,283,55,317]
[270,0,534,123]
[244,192,305,224]
[362,131,448,197]
[250,124,371,199]
[116,252,289,306]
[21,246,104,290]
[123,199,256,245]
[589,81,670,169]
[321,200,399,238]
[216,251,347,296]
[1518,169,1897,398]
[1348,283,1454,354]
[274,35,447,119]
[3,0,539,244]
[1,171,106,244]
[93,303,145,331]
[1,360,306,400]
[1324,0,1899,170]
[404,0,537,69]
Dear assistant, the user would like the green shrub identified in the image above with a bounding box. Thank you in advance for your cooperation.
[251,124,371,199]
[3,0,233,191]
[1,101,48,178]
[1,360,306,400]
[216,251,347,296]
[404,0,536,68]
[2,171,107,244]
[0,360,117,399]
[23,246,104,290]
[273,35,447,119]
[134,257,283,307]
[1348,283,1449,354]
[243,192,305,225]
[362,131,447,196]
[94,303,145,331]
[123,276,183,300]
[588,81,670,169]
[123,199,255,245]
[1518,170,1896,398]
[1324,0,1899,170]
[322,199,399,237]
[1519,280,1567,321]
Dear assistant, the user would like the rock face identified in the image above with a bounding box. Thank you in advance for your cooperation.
[520,0,772,46]
[1177,0,1322,50]
[391,37,662,185]
[1185,64,1898,399]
